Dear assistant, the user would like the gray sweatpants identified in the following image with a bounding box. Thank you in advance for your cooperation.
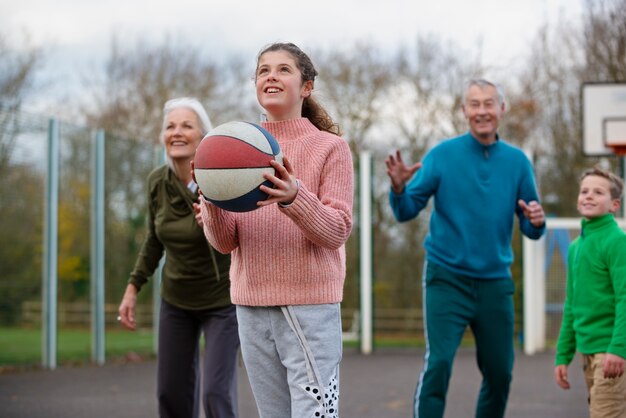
[237,304,342,418]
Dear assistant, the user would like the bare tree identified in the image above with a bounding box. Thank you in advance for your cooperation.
[0,31,41,106]
[391,36,485,152]
[76,35,259,302]
[518,0,625,218]
[582,0,626,81]
[0,30,42,174]
[313,42,394,155]
[86,35,216,141]
[0,30,43,324]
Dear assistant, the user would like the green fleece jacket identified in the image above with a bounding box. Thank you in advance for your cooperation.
[129,165,231,310]
[556,214,626,365]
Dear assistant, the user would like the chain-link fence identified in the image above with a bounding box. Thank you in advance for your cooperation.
[0,107,48,328]
[2,106,546,367]
[0,107,161,366]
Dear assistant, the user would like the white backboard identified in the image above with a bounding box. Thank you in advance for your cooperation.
[582,82,626,156]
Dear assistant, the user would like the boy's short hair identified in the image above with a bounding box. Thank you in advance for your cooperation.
[580,166,624,199]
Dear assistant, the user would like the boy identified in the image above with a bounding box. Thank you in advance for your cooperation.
[555,166,626,417]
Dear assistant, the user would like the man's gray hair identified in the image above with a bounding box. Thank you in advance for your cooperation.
[463,79,505,104]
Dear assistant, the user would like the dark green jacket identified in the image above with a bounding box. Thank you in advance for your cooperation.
[129,165,231,310]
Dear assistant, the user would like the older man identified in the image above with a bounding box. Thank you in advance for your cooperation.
[386,79,546,418]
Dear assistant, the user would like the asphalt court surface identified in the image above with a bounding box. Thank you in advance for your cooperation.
[0,348,589,417]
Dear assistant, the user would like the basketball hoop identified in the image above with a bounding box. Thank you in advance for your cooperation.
[582,83,626,157]
[603,116,626,156]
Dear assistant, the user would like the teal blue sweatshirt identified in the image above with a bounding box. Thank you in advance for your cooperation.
[389,132,545,279]
[556,214,626,365]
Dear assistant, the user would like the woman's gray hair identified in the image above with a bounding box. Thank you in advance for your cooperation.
[160,97,213,142]
[160,97,212,176]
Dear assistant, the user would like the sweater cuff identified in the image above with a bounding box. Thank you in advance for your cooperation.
[278,179,301,208]
[128,278,145,293]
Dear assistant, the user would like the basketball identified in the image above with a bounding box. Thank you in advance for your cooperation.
[193,121,283,212]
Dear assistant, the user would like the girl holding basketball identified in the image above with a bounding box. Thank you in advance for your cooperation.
[198,43,354,418]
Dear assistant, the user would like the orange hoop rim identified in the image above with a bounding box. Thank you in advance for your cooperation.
[608,144,626,156]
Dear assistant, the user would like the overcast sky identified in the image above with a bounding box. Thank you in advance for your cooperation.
[3,0,583,111]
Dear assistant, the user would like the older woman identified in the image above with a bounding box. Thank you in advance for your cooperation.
[118,98,239,418]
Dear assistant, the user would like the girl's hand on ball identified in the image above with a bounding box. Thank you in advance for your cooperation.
[258,156,298,207]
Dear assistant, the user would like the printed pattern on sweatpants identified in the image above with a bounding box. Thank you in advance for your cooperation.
[300,371,339,417]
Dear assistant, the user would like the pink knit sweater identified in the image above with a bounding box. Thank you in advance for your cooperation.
[200,118,354,306]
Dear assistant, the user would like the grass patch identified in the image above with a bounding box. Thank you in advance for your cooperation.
[343,333,477,350]
[3,327,518,368]
[0,327,155,367]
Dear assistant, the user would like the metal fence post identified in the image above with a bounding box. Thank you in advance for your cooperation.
[91,129,106,364]
[359,151,373,354]
[152,147,165,354]
[523,234,546,355]
[42,118,59,370]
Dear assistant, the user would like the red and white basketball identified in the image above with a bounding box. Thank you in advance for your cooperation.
[193,121,283,212]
